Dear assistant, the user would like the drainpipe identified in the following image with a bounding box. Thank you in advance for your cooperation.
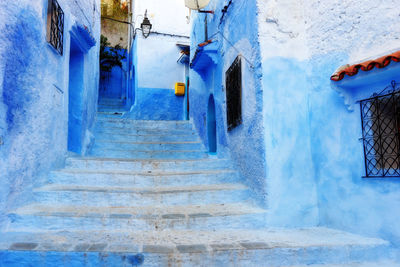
[204,14,208,42]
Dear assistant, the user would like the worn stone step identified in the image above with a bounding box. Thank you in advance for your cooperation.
[8,203,267,231]
[33,184,250,206]
[65,157,233,172]
[89,149,209,160]
[93,125,196,135]
[288,262,400,267]
[98,102,125,106]
[94,132,199,142]
[47,169,239,187]
[0,228,394,266]
[98,102,125,107]
[96,111,125,118]
[98,108,128,113]
[95,117,193,129]
[91,140,204,151]
[98,98,124,103]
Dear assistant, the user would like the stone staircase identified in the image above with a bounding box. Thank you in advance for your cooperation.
[0,109,398,266]
[97,97,128,113]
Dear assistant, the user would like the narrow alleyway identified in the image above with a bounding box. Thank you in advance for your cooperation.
[0,101,397,266]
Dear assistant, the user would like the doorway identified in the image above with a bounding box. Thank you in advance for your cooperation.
[207,94,217,154]
[67,37,84,153]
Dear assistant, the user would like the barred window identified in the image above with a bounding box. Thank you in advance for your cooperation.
[225,56,242,131]
[46,0,64,55]
[360,87,400,177]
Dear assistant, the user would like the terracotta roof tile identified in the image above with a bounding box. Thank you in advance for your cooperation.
[331,51,400,81]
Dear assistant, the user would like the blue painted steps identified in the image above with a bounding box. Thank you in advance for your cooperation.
[31,183,251,206]
[98,98,127,113]
[1,112,397,266]
[8,203,268,231]
[92,140,204,151]
[89,148,208,159]
[46,168,240,187]
[65,157,234,172]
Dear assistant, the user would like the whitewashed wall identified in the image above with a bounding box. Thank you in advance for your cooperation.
[257,0,400,245]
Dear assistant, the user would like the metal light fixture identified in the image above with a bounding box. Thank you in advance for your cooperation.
[141,10,152,38]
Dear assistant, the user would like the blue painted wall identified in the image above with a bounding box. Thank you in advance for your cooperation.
[0,0,100,229]
[125,33,189,120]
[260,57,319,227]
[189,0,267,206]
[255,0,400,245]
[190,0,400,246]
[309,55,400,247]
[127,87,184,121]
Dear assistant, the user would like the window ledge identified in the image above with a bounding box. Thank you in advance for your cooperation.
[331,61,400,111]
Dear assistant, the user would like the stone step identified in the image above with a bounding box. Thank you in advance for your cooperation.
[98,108,128,113]
[65,157,233,172]
[94,132,199,142]
[0,228,393,266]
[96,111,125,118]
[32,184,250,207]
[98,98,124,103]
[91,140,204,151]
[289,262,400,267]
[8,203,267,231]
[95,117,193,130]
[98,102,125,107]
[47,169,239,187]
[93,126,197,136]
[89,149,209,160]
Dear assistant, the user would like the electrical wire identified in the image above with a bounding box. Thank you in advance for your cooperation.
[208,31,255,69]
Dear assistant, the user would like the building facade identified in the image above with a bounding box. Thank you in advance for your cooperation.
[0,0,100,228]
[190,0,400,247]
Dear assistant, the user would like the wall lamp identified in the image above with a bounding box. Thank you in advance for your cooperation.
[140,10,152,38]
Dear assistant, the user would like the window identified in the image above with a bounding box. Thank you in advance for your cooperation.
[225,56,242,131]
[360,87,400,177]
[46,0,64,55]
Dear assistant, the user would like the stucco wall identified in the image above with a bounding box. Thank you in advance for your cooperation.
[126,0,189,120]
[257,0,319,227]
[136,34,188,90]
[190,0,267,206]
[257,0,400,244]
[303,0,400,246]
[0,0,100,228]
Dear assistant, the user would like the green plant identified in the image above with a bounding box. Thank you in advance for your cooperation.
[100,34,126,73]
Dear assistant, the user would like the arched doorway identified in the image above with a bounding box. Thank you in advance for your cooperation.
[207,94,217,154]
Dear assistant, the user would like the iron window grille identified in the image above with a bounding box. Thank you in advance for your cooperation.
[46,0,64,55]
[360,81,400,177]
[225,56,242,131]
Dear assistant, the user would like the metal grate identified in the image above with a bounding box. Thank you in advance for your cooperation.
[360,82,400,177]
[225,56,242,131]
[47,0,64,55]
